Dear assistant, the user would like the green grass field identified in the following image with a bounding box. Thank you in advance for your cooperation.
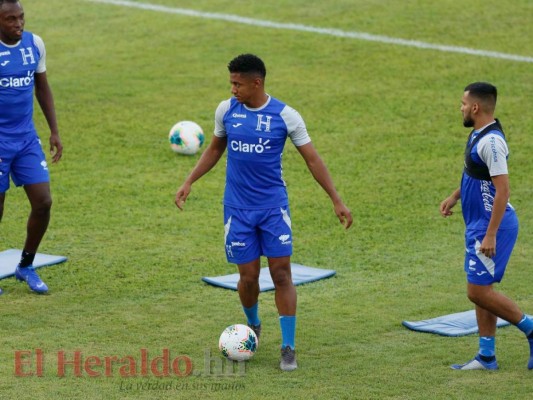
[1,0,532,398]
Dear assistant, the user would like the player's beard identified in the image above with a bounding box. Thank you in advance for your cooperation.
[463,115,474,128]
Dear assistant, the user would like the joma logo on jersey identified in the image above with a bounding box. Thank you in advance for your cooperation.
[0,71,34,88]
[230,138,271,153]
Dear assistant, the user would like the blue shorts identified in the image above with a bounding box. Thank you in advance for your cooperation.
[223,206,293,264]
[464,228,518,285]
[0,137,49,193]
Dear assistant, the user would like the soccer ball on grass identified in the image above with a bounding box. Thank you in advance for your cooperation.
[218,324,258,361]
[168,120,204,155]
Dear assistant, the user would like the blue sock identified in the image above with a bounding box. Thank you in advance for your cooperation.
[516,314,533,337]
[279,315,296,350]
[243,303,260,326]
[518,315,533,369]
[478,336,495,357]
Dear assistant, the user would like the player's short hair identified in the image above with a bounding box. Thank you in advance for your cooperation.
[228,54,266,79]
[464,82,497,110]
[0,0,20,7]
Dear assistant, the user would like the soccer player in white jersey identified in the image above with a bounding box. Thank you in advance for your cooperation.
[175,53,352,371]
[440,82,533,370]
[0,0,63,294]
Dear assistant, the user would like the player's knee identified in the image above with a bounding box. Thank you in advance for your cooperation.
[467,291,479,304]
[32,196,52,215]
[270,268,292,288]
[239,273,259,288]
[467,284,491,305]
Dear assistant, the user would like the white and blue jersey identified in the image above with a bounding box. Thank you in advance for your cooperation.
[214,95,311,209]
[460,121,518,232]
[0,31,46,141]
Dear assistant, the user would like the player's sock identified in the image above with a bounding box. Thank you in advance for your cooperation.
[243,303,260,326]
[514,314,533,369]
[18,250,35,268]
[478,336,495,358]
[528,337,533,370]
[516,314,533,337]
[478,354,496,363]
[279,315,296,350]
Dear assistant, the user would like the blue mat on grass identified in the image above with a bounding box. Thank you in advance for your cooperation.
[202,263,336,292]
[0,249,67,280]
[402,310,513,337]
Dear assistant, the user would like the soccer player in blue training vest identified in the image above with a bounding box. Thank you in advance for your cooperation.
[175,53,353,371]
[0,0,63,294]
[440,82,533,370]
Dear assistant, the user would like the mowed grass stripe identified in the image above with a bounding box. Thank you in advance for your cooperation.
[88,0,533,63]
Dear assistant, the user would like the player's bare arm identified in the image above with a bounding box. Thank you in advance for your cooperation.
[440,188,461,217]
[295,142,353,229]
[175,135,227,210]
[34,72,62,163]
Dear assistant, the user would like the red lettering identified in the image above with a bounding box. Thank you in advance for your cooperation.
[57,351,82,377]
[140,349,148,376]
[36,348,44,377]
[119,356,137,377]
[84,355,102,377]
[172,355,193,377]
[150,349,169,377]
[14,350,33,377]
[104,355,119,377]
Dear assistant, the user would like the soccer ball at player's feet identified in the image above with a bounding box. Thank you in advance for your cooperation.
[219,324,258,361]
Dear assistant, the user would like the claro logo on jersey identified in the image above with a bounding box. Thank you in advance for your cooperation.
[0,71,35,88]
[230,138,271,153]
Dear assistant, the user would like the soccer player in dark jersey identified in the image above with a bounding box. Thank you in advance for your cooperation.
[176,53,352,371]
[0,0,63,294]
[440,82,533,370]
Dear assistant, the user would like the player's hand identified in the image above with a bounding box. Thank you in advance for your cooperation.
[334,202,353,229]
[49,133,63,163]
[439,196,457,217]
[479,234,496,258]
[175,184,191,210]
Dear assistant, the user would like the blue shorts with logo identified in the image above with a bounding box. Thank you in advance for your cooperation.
[0,137,49,193]
[223,205,293,264]
[464,227,518,285]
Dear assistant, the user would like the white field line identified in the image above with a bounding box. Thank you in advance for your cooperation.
[88,0,533,63]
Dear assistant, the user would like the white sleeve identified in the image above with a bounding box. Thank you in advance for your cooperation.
[32,34,46,73]
[280,105,311,147]
[477,134,509,176]
[214,99,231,138]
